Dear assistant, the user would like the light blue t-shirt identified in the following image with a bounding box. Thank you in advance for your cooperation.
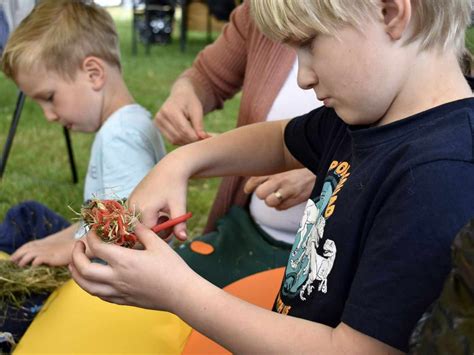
[76,104,166,239]
[84,104,166,200]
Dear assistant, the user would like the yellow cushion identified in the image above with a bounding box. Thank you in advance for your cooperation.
[14,280,191,354]
[0,251,10,260]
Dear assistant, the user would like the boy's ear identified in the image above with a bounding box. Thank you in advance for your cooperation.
[381,0,412,41]
[82,56,106,90]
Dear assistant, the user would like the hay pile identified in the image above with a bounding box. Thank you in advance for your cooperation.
[0,260,70,308]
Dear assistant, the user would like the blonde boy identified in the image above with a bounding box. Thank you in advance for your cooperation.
[0,0,165,267]
[71,0,473,353]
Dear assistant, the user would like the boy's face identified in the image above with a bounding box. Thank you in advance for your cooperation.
[15,66,104,132]
[295,18,411,126]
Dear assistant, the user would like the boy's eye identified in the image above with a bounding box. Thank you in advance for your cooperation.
[46,93,54,102]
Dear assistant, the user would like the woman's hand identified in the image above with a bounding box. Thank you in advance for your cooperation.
[244,168,316,210]
[69,223,194,313]
[154,79,210,145]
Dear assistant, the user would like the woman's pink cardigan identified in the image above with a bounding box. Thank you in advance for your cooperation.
[180,2,296,232]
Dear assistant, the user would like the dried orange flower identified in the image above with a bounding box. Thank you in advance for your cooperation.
[80,198,141,248]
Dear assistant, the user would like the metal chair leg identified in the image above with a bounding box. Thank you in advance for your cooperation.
[0,91,25,179]
[145,0,151,55]
[0,91,78,184]
[206,0,212,43]
[63,127,78,184]
[132,4,138,55]
[180,0,188,52]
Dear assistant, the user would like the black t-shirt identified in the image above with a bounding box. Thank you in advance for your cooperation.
[277,98,474,351]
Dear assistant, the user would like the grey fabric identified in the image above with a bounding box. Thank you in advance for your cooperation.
[0,5,9,54]
[0,0,13,33]
[0,0,35,31]
[0,0,35,53]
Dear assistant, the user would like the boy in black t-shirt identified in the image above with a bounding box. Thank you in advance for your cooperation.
[70,0,474,353]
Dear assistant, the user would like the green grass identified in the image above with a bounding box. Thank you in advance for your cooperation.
[0,8,240,237]
[466,28,474,53]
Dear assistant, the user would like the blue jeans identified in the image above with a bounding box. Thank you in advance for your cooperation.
[0,201,70,350]
[0,200,70,254]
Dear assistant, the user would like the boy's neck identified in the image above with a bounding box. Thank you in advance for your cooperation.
[378,51,473,126]
[100,72,135,124]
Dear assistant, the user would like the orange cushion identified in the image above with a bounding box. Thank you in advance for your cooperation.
[182,267,285,354]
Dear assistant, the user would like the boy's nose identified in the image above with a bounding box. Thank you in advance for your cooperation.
[297,65,318,90]
[296,53,318,90]
[43,108,59,122]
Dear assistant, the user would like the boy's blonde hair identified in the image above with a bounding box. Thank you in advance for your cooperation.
[250,0,472,56]
[1,0,121,80]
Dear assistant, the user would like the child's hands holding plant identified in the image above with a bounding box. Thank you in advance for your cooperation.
[70,223,196,312]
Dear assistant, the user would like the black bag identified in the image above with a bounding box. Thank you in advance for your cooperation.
[409,219,474,354]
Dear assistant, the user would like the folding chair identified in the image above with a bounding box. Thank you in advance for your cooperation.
[0,1,78,183]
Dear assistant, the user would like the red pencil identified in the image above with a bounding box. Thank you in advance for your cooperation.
[151,212,193,233]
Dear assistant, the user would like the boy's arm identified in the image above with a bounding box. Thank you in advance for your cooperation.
[178,266,402,354]
[70,225,402,355]
[184,120,299,179]
[129,120,301,233]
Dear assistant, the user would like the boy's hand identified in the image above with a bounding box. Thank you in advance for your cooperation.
[127,154,190,241]
[10,236,75,267]
[70,224,194,313]
[244,168,316,210]
[155,81,210,145]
